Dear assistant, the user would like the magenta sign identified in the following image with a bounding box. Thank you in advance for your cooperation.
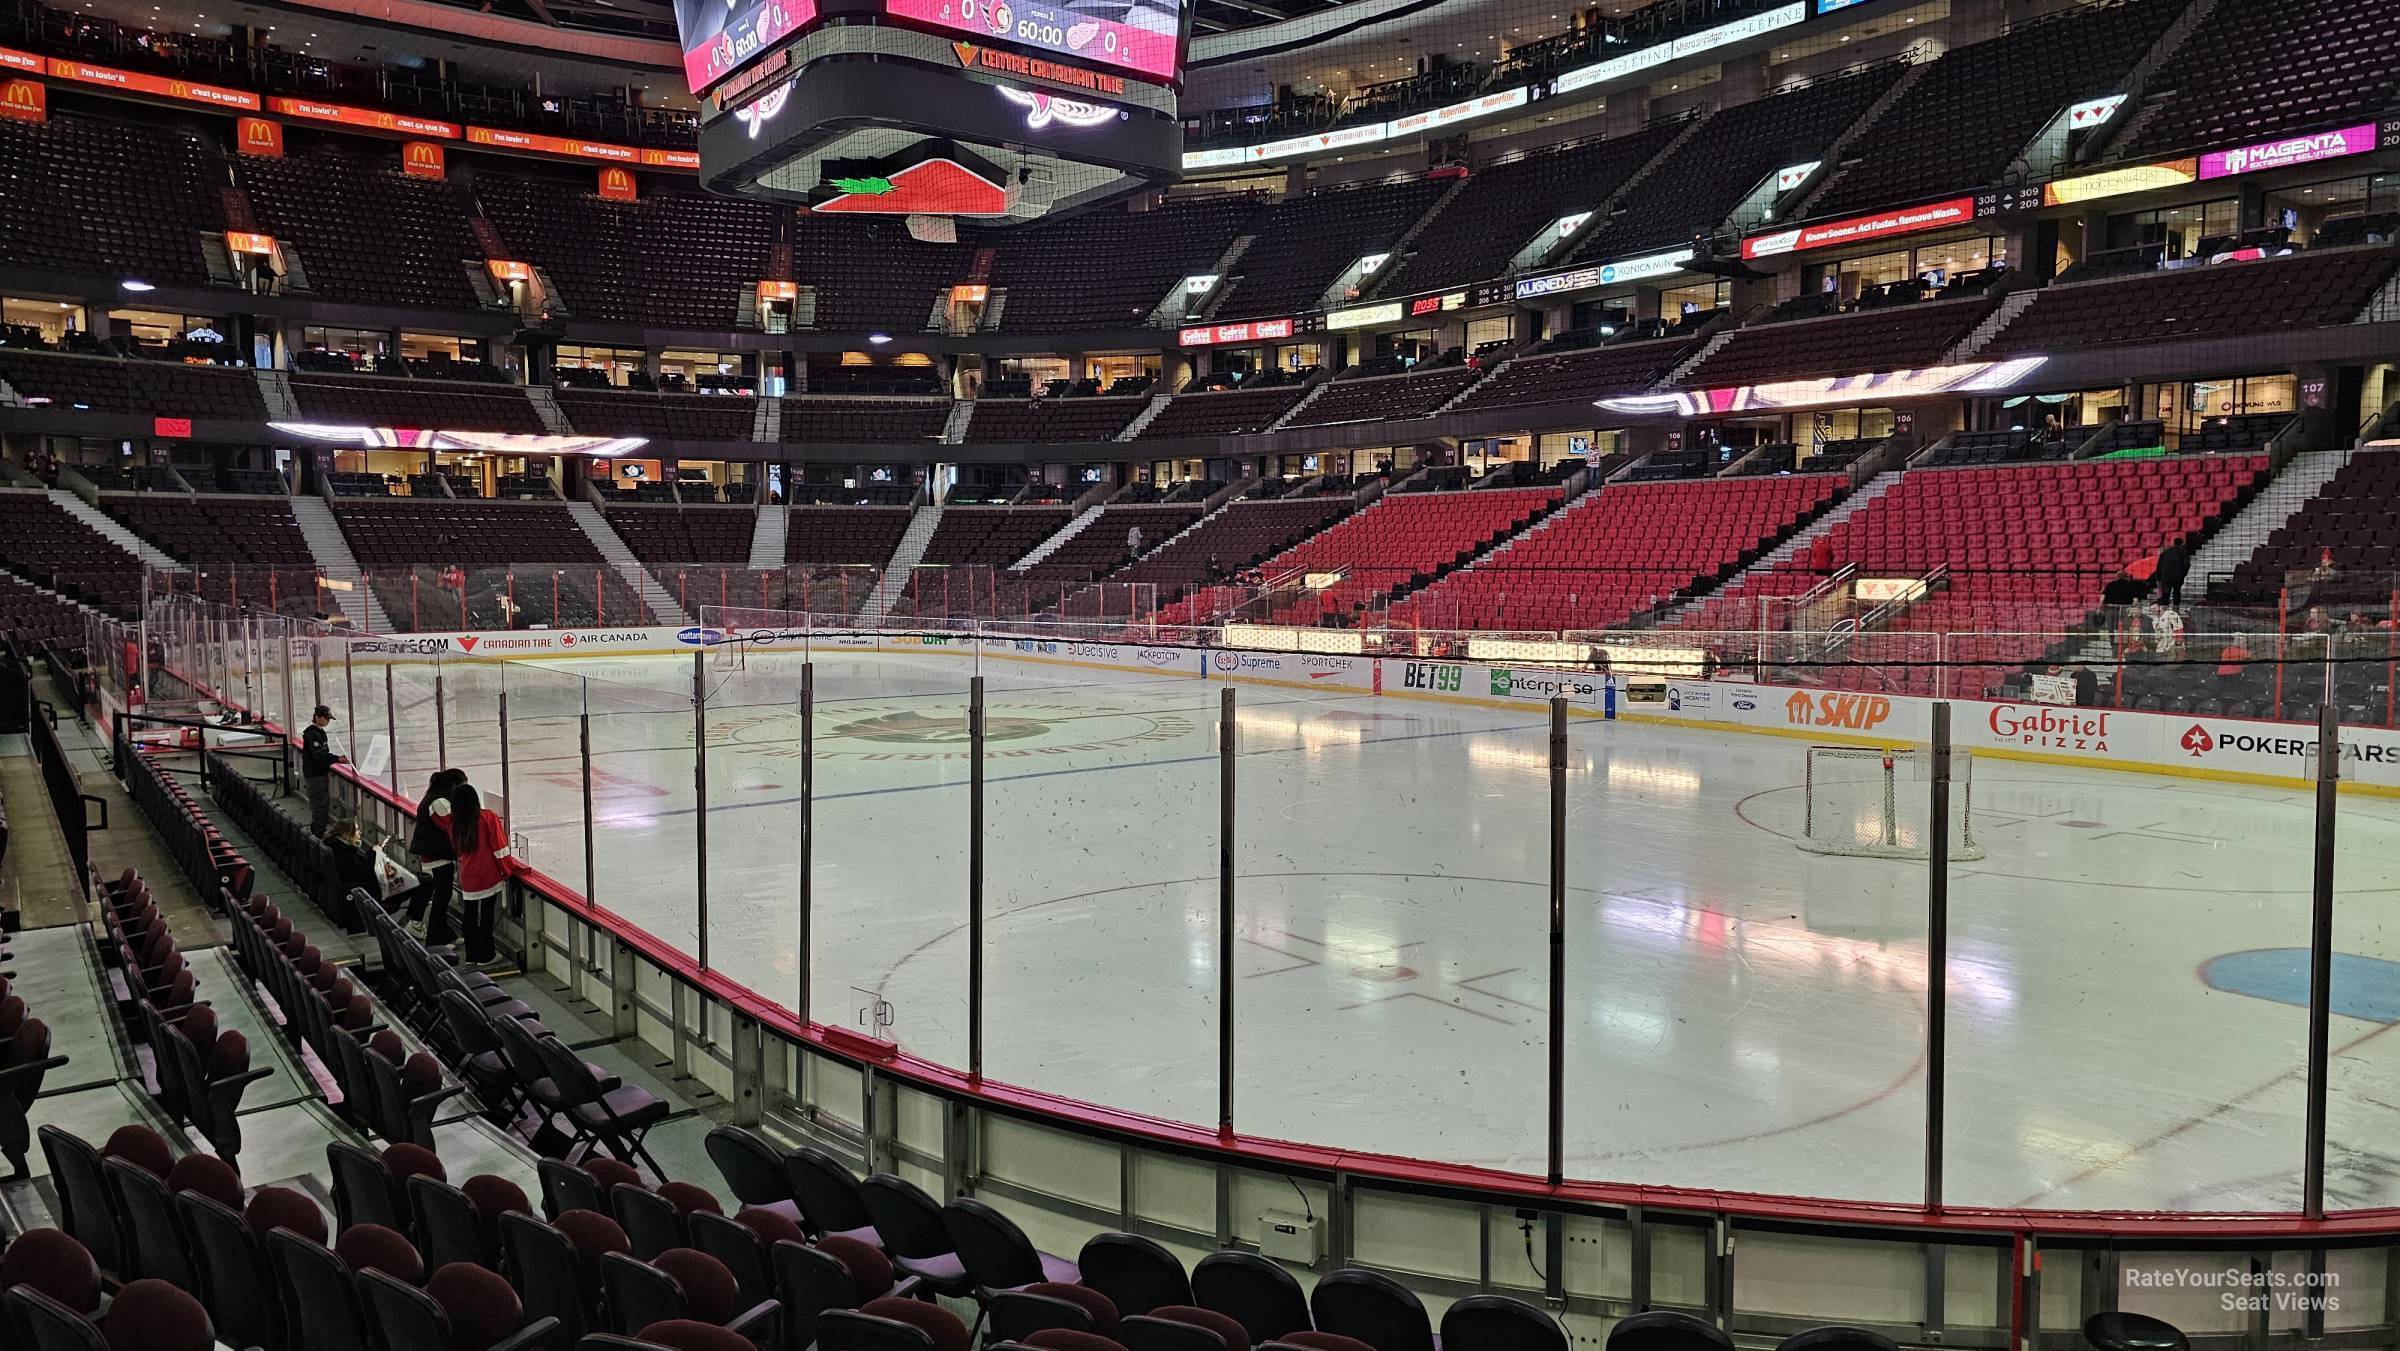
[2198,123,2377,179]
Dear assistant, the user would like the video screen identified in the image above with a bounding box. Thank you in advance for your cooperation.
[887,0,1185,83]
[675,0,818,93]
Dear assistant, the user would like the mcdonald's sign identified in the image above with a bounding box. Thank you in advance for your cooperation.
[757,281,798,304]
[487,260,533,284]
[266,96,457,139]
[45,56,257,110]
[0,78,42,123]
[236,116,283,156]
[225,231,278,256]
[597,167,637,202]
[401,140,446,179]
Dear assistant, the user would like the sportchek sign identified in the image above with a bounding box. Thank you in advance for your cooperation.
[1743,196,1978,260]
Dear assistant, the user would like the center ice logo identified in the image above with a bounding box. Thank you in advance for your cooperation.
[836,711,1051,744]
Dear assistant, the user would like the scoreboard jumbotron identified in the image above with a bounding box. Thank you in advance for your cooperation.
[677,0,1185,223]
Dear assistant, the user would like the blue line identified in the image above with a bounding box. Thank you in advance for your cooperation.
[528,713,1560,832]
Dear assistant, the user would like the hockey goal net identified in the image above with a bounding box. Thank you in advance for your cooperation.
[1800,745,1983,861]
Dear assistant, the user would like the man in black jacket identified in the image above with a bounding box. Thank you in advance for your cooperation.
[301,704,343,835]
[408,768,465,944]
[2155,538,2191,610]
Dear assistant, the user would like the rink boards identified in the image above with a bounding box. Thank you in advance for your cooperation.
[310,623,2400,795]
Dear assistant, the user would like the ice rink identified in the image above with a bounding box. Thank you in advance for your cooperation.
[335,646,2400,1213]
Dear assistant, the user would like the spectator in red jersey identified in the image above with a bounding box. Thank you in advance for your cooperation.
[437,783,518,966]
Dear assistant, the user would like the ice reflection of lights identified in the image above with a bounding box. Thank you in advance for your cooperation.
[1591,891,2017,1011]
[1234,706,1364,748]
[1604,760,1700,801]
[2017,1111,2133,1171]
[1467,740,1551,775]
[1599,1006,1669,1045]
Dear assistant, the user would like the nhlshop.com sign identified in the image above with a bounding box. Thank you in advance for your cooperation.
[335,626,701,660]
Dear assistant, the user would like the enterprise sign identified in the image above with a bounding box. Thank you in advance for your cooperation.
[1514,247,1694,300]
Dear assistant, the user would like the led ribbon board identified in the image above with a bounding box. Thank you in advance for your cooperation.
[1595,357,2049,416]
[1178,318,1294,346]
[1743,196,1978,260]
[269,424,651,455]
[2197,122,2377,179]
